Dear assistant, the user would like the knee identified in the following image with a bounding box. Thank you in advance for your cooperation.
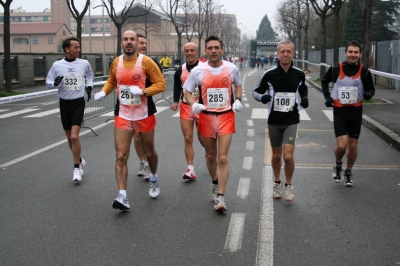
[283,154,293,164]
[183,134,193,145]
[272,152,282,163]
[347,143,358,153]
[336,143,347,152]
[217,154,229,166]
[116,151,128,163]
[206,153,216,163]
[70,135,79,144]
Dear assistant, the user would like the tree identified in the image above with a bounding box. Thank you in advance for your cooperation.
[371,0,400,41]
[0,0,13,92]
[310,0,334,78]
[256,15,276,40]
[330,0,345,64]
[102,0,151,56]
[66,0,91,57]
[344,0,364,44]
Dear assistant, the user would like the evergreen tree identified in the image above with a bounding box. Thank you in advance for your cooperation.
[371,0,400,41]
[343,0,363,44]
[256,15,276,40]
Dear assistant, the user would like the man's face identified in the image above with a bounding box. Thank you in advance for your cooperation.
[184,44,198,64]
[122,32,138,55]
[345,45,361,65]
[205,40,223,63]
[137,37,147,54]
[65,40,80,59]
[277,43,294,66]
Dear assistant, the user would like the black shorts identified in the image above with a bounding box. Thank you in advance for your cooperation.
[59,97,85,130]
[268,123,298,147]
[333,106,363,139]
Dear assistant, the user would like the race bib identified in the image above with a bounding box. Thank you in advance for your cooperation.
[62,73,83,91]
[119,85,141,105]
[273,92,295,112]
[338,87,358,104]
[207,88,228,108]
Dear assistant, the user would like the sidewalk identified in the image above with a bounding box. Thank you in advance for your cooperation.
[305,64,400,151]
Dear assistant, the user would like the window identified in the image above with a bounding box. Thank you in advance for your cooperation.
[48,37,54,44]
[43,16,49,21]
[33,17,38,21]
[13,38,29,44]
[63,30,66,36]
[91,28,97,32]
[90,18,97,24]
[0,16,3,22]
[33,37,39,44]
[26,17,31,22]
[105,18,110,23]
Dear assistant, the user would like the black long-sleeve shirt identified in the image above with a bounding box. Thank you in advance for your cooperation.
[321,61,375,100]
[252,62,308,126]
[173,61,199,103]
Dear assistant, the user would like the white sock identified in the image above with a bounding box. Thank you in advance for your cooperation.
[119,190,127,197]
[144,162,149,167]
[188,165,194,170]
[149,173,158,182]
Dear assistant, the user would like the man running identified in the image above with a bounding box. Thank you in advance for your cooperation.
[46,36,94,182]
[94,30,166,210]
[170,42,204,180]
[183,36,243,212]
[252,40,309,202]
[321,40,375,187]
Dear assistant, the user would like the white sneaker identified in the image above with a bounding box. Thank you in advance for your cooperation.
[137,161,145,176]
[211,184,218,202]
[273,182,282,199]
[73,168,82,181]
[283,185,295,202]
[214,195,227,211]
[79,158,85,176]
[149,181,160,198]
[143,165,150,180]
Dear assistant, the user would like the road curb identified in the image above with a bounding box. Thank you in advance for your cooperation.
[306,76,400,152]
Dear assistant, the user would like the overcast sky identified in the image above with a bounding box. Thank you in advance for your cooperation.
[11,0,281,38]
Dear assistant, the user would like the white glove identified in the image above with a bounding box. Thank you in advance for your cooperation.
[232,100,243,112]
[191,103,205,114]
[130,86,142,96]
[94,91,106,101]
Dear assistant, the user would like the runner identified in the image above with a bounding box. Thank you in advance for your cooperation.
[252,40,309,202]
[94,30,166,210]
[183,35,243,212]
[321,40,375,187]
[46,36,94,182]
[170,42,204,180]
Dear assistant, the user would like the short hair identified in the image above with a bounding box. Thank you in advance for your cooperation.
[345,40,362,52]
[277,40,294,50]
[205,36,224,49]
[62,36,80,53]
[137,33,146,40]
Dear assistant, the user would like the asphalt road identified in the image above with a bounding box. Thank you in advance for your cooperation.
[0,67,399,266]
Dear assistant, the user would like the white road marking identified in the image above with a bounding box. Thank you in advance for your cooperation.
[244,103,249,108]
[224,213,246,252]
[242,157,253,170]
[0,108,40,119]
[300,109,311,120]
[247,128,255,137]
[24,108,60,117]
[0,109,10,113]
[100,111,114,116]
[246,141,254,151]
[251,108,268,119]
[322,110,333,121]
[243,97,248,102]
[256,166,274,266]
[172,111,180,117]
[237,178,251,199]
[247,119,254,127]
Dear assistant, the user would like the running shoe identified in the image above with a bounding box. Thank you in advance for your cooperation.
[283,185,295,202]
[149,181,160,198]
[72,168,82,181]
[343,171,354,187]
[214,195,227,211]
[79,158,85,176]
[143,165,150,180]
[332,164,342,183]
[137,161,145,176]
[183,167,197,180]
[211,184,218,201]
[273,182,282,199]
[112,194,130,210]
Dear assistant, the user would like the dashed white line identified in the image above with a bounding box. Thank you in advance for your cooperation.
[246,141,254,151]
[242,157,253,170]
[237,178,251,199]
[0,108,40,119]
[247,119,254,127]
[247,128,255,137]
[224,213,246,252]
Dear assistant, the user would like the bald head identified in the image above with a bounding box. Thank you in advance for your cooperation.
[122,30,138,56]
[184,42,198,65]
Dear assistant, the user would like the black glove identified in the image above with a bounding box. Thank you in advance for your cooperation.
[86,86,92,102]
[363,91,373,100]
[54,75,64,87]
[324,96,333,107]
[261,95,272,104]
[300,97,309,108]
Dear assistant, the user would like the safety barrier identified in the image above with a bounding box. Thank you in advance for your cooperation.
[156,70,175,104]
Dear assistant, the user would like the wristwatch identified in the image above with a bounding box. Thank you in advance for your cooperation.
[143,89,147,96]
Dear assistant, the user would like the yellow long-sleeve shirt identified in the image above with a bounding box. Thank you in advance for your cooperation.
[102,55,166,97]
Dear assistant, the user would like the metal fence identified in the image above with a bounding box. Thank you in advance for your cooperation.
[156,69,175,104]
[33,57,46,78]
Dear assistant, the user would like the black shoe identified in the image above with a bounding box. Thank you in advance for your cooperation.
[332,165,342,183]
[343,171,354,187]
